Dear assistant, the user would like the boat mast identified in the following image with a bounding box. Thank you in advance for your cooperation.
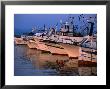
[55,23,58,35]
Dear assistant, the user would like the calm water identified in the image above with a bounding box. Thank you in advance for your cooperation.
[14,45,97,76]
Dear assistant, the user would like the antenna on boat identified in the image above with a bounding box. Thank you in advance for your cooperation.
[60,19,63,28]
[43,24,46,31]
[55,23,58,35]
[87,17,95,36]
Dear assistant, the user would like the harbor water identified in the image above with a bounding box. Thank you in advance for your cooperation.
[14,44,97,76]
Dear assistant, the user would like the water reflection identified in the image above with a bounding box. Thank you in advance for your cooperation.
[14,45,97,76]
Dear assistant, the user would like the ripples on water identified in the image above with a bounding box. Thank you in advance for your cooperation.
[14,45,97,76]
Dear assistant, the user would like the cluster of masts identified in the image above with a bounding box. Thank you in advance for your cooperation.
[28,14,96,37]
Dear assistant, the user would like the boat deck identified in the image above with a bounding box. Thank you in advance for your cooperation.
[48,46,67,55]
[14,37,27,45]
[61,44,79,58]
